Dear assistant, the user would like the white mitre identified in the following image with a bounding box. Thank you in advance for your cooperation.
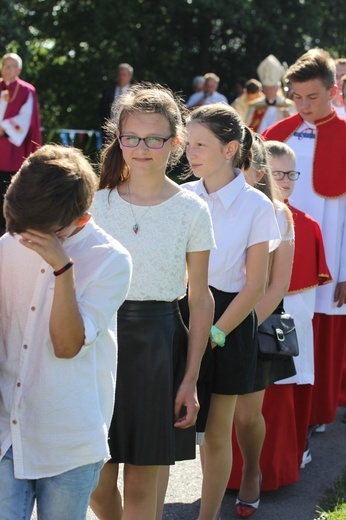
[257,55,285,86]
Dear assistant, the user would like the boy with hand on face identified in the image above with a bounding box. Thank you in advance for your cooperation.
[0,144,132,520]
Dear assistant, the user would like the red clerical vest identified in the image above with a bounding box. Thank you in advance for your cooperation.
[262,111,346,199]
[286,202,332,294]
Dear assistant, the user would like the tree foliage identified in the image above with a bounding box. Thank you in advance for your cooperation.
[1,0,345,131]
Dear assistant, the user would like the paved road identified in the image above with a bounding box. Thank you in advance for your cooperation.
[32,407,346,519]
[160,407,346,520]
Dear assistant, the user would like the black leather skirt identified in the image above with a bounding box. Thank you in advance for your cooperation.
[108,299,196,465]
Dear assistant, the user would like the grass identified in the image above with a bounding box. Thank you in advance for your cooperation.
[316,471,346,519]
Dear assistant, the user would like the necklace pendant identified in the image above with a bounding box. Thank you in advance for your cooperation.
[133,223,139,234]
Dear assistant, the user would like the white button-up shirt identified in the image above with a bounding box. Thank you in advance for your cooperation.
[184,171,281,292]
[0,219,132,479]
[186,91,228,108]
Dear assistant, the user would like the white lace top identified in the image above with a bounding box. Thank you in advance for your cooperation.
[91,188,215,301]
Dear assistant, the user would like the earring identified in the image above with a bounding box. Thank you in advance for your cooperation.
[226,158,230,163]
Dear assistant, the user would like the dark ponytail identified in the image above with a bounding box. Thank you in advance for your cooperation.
[237,126,253,171]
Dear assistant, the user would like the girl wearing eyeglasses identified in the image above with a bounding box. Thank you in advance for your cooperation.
[271,167,300,197]
[89,83,215,520]
[261,141,330,480]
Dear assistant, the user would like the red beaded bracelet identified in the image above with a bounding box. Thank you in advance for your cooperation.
[53,259,74,277]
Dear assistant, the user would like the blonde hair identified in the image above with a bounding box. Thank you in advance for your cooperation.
[264,140,296,162]
[250,135,294,279]
[204,72,220,83]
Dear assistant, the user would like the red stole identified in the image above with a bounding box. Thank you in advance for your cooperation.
[262,111,346,198]
[286,202,332,294]
[0,78,41,171]
[248,107,267,132]
[1,78,29,118]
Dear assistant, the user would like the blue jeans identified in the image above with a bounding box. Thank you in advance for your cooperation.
[0,446,103,520]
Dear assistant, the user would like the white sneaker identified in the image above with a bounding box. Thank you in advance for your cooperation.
[300,448,312,469]
[314,424,326,433]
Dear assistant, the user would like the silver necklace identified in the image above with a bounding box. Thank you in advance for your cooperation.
[127,178,167,234]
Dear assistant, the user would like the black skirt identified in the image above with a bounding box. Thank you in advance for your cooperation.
[253,356,296,391]
[180,286,258,432]
[210,287,258,396]
[108,300,195,466]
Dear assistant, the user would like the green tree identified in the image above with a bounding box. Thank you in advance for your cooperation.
[1,0,345,136]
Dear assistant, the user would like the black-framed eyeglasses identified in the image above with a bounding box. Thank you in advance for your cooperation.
[272,170,300,181]
[119,134,174,149]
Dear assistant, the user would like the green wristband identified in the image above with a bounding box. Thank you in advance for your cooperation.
[210,325,226,347]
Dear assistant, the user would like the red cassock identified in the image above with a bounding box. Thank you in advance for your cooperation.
[286,204,332,469]
[263,111,346,425]
[338,361,346,406]
[0,78,41,172]
[228,203,332,491]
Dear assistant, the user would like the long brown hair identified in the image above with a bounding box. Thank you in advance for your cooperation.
[99,83,187,192]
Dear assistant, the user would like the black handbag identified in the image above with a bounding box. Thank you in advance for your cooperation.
[258,312,299,360]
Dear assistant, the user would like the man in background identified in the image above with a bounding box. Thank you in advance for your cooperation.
[246,54,296,132]
[0,52,41,235]
[332,58,346,117]
[99,63,134,124]
[186,72,228,108]
[342,73,346,107]
[232,78,264,122]
[191,75,206,94]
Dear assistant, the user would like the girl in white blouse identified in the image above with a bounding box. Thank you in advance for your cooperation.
[229,135,295,517]
[183,104,281,520]
[89,84,215,520]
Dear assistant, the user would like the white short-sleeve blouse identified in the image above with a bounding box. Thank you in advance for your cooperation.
[183,170,281,293]
[91,187,215,301]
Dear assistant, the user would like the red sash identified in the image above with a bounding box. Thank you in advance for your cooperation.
[248,107,267,132]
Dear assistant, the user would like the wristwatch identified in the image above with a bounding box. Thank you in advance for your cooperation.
[210,325,226,347]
